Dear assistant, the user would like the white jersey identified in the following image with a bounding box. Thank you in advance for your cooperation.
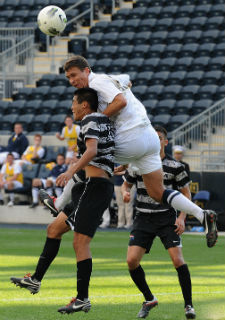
[88,72,150,141]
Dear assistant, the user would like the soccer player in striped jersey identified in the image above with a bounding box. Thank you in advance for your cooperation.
[122,126,196,319]
[11,88,115,315]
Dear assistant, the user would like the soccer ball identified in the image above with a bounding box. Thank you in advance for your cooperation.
[37,5,67,36]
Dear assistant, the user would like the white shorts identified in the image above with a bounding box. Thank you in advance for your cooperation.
[66,150,74,159]
[4,180,23,189]
[115,124,162,174]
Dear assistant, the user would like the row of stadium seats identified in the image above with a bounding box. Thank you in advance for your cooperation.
[12,86,75,100]
[91,16,224,33]
[134,0,224,8]
[113,4,225,20]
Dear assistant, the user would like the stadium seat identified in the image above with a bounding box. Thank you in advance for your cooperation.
[162,85,182,100]
[200,29,220,43]
[68,38,86,56]
[62,87,76,100]
[167,71,186,85]
[17,114,34,132]
[13,9,29,22]
[57,100,72,115]
[141,58,160,72]
[86,45,102,59]
[197,43,216,57]
[206,16,224,31]
[150,31,168,45]
[128,7,147,19]
[157,57,176,71]
[131,45,150,59]
[145,85,164,100]
[191,57,210,71]
[37,163,51,179]
[31,114,50,132]
[197,85,218,100]
[0,101,9,115]
[13,87,33,100]
[112,8,130,21]
[99,45,118,59]
[209,57,225,71]
[17,0,34,10]
[154,18,173,31]
[117,32,135,46]
[138,18,157,32]
[109,58,128,73]
[1,0,19,10]
[52,74,69,87]
[166,30,185,44]
[163,44,182,58]
[209,4,225,17]
[24,100,42,114]
[131,85,148,100]
[32,86,50,100]
[179,43,199,57]
[150,71,169,85]
[90,21,109,33]
[123,19,140,33]
[188,17,207,31]
[155,99,176,115]
[32,0,50,10]
[184,30,202,44]
[93,58,112,73]
[184,71,204,85]
[147,44,166,58]
[145,7,161,19]
[47,114,66,133]
[0,114,18,131]
[167,115,190,131]
[175,5,195,18]
[89,32,103,46]
[202,71,223,85]
[101,32,119,46]
[6,100,26,115]
[116,45,133,59]
[44,146,66,162]
[47,86,66,100]
[159,5,178,18]
[142,99,158,115]
[134,71,154,86]
[193,4,211,17]
[213,43,225,57]
[7,21,24,28]
[126,58,144,72]
[105,19,124,33]
[136,31,152,45]
[0,10,14,22]
[21,162,39,183]
[40,99,58,114]
[215,85,225,100]
[218,30,225,43]
[191,99,213,115]
[173,99,194,115]
[179,85,200,100]
[36,74,56,87]
[174,57,193,73]
[26,9,39,22]
[151,114,171,129]
[172,17,190,31]
[127,71,137,83]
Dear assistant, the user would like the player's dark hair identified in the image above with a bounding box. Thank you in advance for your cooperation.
[57,153,65,158]
[64,55,91,72]
[64,115,73,120]
[7,153,14,157]
[74,87,98,112]
[154,125,168,138]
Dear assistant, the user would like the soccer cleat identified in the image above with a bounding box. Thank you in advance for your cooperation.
[10,273,41,294]
[185,305,196,319]
[203,210,218,248]
[39,189,59,217]
[137,296,158,318]
[58,298,91,314]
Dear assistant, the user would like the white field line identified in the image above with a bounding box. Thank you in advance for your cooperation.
[1,291,225,302]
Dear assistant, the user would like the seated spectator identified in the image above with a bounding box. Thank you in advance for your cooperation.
[0,123,29,165]
[173,145,190,180]
[0,153,24,206]
[55,115,80,165]
[29,153,67,208]
[18,134,45,166]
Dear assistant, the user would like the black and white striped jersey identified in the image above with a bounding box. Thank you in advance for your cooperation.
[124,154,190,214]
[78,113,115,177]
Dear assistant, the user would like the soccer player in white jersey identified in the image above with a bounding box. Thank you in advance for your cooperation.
[49,55,215,248]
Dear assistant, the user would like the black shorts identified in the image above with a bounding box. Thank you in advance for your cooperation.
[64,177,114,238]
[129,211,181,253]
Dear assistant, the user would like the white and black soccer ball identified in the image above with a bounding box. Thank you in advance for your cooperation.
[37,5,67,36]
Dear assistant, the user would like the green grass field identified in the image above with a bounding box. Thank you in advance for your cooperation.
[0,227,224,320]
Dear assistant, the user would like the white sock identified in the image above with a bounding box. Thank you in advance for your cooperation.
[9,193,14,202]
[32,187,39,203]
[46,187,53,196]
[55,178,75,211]
[164,190,204,224]
[55,187,63,197]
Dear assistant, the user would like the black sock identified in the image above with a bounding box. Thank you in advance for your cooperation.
[32,237,61,282]
[76,258,92,301]
[176,264,193,307]
[129,265,154,301]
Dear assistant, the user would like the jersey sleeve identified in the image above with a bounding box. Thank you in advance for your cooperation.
[14,163,22,175]
[37,147,45,159]
[90,77,122,104]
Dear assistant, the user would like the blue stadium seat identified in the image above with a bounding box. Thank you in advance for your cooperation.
[24,100,42,114]
[134,71,154,86]
[7,21,24,28]
[127,72,137,83]
[57,100,72,115]
[36,74,56,87]
[13,9,29,22]
[117,32,135,46]
[173,99,194,115]
[193,4,211,17]
[89,32,103,46]
[52,74,69,87]
[172,17,190,31]
[32,86,50,100]
[163,44,182,58]
[0,9,14,22]
[47,114,66,133]
[1,0,19,10]
[131,44,150,59]
[142,99,158,115]
[93,58,112,73]
[213,43,225,57]
[126,58,144,72]
[167,71,186,85]
[159,5,178,18]
[6,100,26,115]
[179,43,199,57]
[202,71,223,85]
[47,86,66,100]
[136,31,152,45]
[206,16,224,31]
[145,85,164,100]
[141,58,160,72]
[151,71,169,85]
[154,18,173,31]
[105,19,124,33]
[184,30,202,44]
[44,146,66,162]
[61,87,76,100]
[209,57,225,71]
[128,7,147,19]
[116,45,133,59]
[86,45,102,59]
[192,57,210,71]
[37,163,51,179]
[175,5,195,18]
[131,85,148,100]
[32,0,50,10]
[147,44,166,58]
[0,100,9,115]
[215,85,225,100]
[68,38,86,56]
[155,99,176,115]
[123,19,140,32]
[179,85,200,100]
[18,0,34,10]
[26,9,39,22]
[162,85,182,100]
[184,71,204,85]
[99,45,118,59]
[150,31,168,45]
[138,18,157,32]
[40,100,58,115]
[31,114,50,132]
[17,114,34,131]
[101,32,119,46]
[151,114,171,129]
[191,99,213,115]
[167,115,190,131]
[166,30,185,44]
[209,4,225,17]
[13,87,33,100]
[0,114,18,131]
[90,21,109,33]
[218,30,225,43]
[112,8,130,21]
[197,43,216,57]
[188,17,207,30]
[145,7,161,19]
[109,58,128,73]
[200,29,220,43]
[157,57,176,71]
[197,85,218,100]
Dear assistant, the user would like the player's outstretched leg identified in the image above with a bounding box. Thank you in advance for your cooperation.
[39,189,59,217]
[185,305,196,319]
[58,298,91,314]
[10,273,41,294]
[203,210,218,248]
[137,296,158,318]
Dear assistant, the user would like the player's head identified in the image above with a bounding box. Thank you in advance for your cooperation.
[64,115,73,128]
[56,153,65,165]
[154,125,168,154]
[64,55,91,89]
[34,134,42,146]
[72,87,98,121]
[6,153,14,164]
[173,145,185,161]
[14,123,23,135]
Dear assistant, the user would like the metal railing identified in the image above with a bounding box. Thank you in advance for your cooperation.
[0,27,35,99]
[171,98,225,172]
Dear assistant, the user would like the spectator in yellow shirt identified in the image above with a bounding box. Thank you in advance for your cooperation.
[19,134,45,166]
[56,115,80,165]
[0,153,23,206]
